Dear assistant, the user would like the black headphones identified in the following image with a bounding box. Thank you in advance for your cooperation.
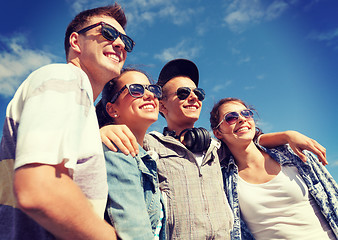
[163,127,211,153]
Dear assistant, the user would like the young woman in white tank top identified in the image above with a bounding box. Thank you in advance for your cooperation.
[210,97,338,240]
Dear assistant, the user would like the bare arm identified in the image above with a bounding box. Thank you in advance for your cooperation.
[259,130,327,165]
[14,162,117,240]
[100,124,139,157]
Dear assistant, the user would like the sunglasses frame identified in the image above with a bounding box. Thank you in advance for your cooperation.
[77,21,135,52]
[214,109,254,129]
[110,84,162,103]
[175,87,206,101]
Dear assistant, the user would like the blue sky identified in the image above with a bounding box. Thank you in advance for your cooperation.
[0,0,337,180]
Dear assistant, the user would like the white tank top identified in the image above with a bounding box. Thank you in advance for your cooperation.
[238,165,335,240]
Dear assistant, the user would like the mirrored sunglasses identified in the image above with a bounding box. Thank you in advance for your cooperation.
[110,84,162,103]
[215,109,254,129]
[175,87,205,101]
[77,21,135,52]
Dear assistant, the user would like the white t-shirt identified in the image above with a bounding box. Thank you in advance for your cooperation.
[5,63,108,217]
[238,165,335,240]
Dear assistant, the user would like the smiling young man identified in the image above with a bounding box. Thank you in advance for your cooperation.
[142,59,234,239]
[0,3,134,240]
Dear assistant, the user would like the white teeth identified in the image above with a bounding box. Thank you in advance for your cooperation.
[237,127,249,132]
[141,104,154,109]
[186,106,197,109]
[106,54,119,62]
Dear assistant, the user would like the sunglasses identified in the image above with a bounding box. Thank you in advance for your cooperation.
[77,21,135,52]
[110,84,162,103]
[214,109,254,129]
[175,87,205,101]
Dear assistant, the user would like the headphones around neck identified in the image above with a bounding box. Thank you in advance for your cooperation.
[163,127,211,153]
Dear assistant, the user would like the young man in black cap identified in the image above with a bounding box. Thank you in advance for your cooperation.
[143,58,234,239]
[100,58,327,239]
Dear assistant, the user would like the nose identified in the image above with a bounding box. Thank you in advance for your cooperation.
[237,114,247,123]
[187,90,198,102]
[143,89,155,100]
[112,35,125,51]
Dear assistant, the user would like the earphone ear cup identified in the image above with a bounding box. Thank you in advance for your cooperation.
[199,127,211,150]
[181,128,195,150]
[178,127,212,153]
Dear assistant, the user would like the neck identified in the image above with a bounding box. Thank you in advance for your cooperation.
[68,59,105,101]
[166,122,195,137]
[227,141,265,171]
[129,126,149,148]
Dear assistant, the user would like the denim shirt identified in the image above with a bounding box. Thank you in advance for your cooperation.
[104,144,166,240]
[221,144,338,240]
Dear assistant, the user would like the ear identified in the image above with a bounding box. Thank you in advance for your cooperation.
[213,128,223,140]
[159,100,168,117]
[106,102,119,118]
[69,32,81,54]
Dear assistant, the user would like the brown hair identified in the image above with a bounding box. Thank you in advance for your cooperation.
[64,3,127,59]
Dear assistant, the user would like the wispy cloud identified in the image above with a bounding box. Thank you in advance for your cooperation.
[154,40,200,62]
[224,0,292,33]
[307,28,338,50]
[68,0,203,30]
[122,0,203,31]
[211,81,232,93]
[255,120,274,132]
[238,56,251,64]
[0,35,56,97]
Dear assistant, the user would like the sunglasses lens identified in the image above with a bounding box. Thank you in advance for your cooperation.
[242,110,254,118]
[176,87,191,100]
[225,112,239,125]
[129,84,144,98]
[102,25,135,52]
[148,85,162,99]
[193,88,205,101]
[102,25,119,41]
[120,34,135,52]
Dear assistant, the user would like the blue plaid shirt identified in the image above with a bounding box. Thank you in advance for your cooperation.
[221,144,338,240]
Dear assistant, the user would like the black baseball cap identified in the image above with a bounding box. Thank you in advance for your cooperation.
[157,59,199,87]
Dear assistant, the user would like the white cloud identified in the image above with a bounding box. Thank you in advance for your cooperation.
[238,56,251,64]
[0,35,56,97]
[308,28,338,41]
[224,0,292,32]
[154,40,200,62]
[255,120,274,132]
[307,28,338,50]
[212,81,232,92]
[256,74,265,80]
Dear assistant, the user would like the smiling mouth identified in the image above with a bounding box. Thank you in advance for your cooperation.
[184,105,198,110]
[140,104,155,110]
[104,53,120,62]
[235,126,250,133]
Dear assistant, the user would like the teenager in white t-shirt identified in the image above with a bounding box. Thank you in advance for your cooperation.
[211,97,338,239]
[0,4,135,239]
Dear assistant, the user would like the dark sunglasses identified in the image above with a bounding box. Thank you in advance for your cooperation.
[175,87,205,101]
[214,109,254,129]
[77,21,135,52]
[110,84,162,103]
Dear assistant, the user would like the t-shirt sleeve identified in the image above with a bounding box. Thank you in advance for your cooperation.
[14,67,91,172]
